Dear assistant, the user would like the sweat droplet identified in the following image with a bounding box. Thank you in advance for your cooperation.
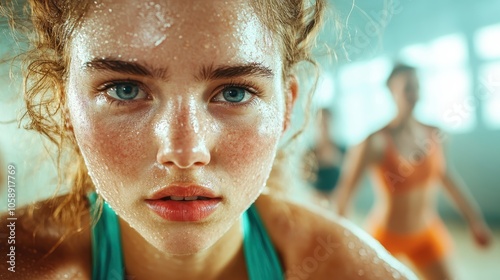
[358,269,365,276]
[154,34,167,47]
[348,241,355,249]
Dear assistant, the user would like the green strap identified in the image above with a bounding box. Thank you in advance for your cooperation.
[89,193,125,280]
[242,204,284,280]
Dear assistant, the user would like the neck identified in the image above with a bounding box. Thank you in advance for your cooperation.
[389,113,416,131]
[119,218,246,280]
[316,133,331,146]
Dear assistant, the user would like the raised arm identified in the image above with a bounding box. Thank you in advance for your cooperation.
[334,135,376,217]
[438,140,493,248]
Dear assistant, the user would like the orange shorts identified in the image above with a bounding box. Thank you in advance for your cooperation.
[370,219,453,268]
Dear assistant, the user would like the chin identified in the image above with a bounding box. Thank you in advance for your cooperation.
[162,245,207,256]
[157,235,216,256]
[137,224,223,256]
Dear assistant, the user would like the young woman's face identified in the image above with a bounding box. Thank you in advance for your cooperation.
[388,72,420,115]
[66,0,291,254]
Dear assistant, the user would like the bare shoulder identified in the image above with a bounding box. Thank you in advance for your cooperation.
[256,194,418,280]
[425,123,446,136]
[0,195,91,280]
[419,123,448,148]
[419,123,442,134]
[359,128,388,163]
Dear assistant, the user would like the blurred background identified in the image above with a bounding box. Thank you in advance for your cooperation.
[311,0,500,224]
[0,0,499,279]
[308,0,500,278]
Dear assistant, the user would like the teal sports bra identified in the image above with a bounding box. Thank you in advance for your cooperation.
[88,193,284,279]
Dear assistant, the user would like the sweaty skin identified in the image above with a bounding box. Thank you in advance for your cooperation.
[0,1,418,279]
[67,0,285,257]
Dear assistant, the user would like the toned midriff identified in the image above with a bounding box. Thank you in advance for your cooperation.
[368,132,444,233]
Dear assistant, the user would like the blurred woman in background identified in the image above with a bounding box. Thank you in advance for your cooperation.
[307,108,345,204]
[334,64,493,280]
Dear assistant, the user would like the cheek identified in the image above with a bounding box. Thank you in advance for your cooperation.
[221,127,278,166]
[80,122,149,173]
[393,94,406,109]
[67,93,151,188]
[216,106,284,191]
[217,129,278,200]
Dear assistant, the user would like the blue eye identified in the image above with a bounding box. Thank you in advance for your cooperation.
[213,86,253,104]
[222,87,246,102]
[106,82,147,101]
[115,83,139,99]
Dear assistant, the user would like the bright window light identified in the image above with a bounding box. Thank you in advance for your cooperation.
[398,44,429,66]
[399,33,475,133]
[415,68,475,132]
[400,34,468,67]
[474,23,500,60]
[313,74,336,106]
[335,57,393,145]
[427,34,468,65]
[480,62,500,129]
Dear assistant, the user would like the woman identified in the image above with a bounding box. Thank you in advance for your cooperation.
[307,108,345,201]
[335,64,493,280]
[0,1,416,279]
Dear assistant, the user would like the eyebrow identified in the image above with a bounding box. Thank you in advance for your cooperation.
[82,58,169,81]
[197,62,274,81]
[81,59,274,81]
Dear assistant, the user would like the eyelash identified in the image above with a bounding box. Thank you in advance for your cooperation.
[215,80,263,106]
[94,79,264,107]
[96,79,149,107]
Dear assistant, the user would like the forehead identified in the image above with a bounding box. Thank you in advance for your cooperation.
[72,0,278,69]
[390,71,416,85]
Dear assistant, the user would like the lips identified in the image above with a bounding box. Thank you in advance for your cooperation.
[145,185,221,222]
[164,196,211,201]
[148,185,218,200]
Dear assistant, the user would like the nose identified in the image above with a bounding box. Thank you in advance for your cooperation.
[155,102,211,169]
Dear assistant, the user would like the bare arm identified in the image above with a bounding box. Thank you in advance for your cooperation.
[438,141,493,248]
[334,136,375,217]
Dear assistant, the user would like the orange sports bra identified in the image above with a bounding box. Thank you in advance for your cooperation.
[373,130,444,194]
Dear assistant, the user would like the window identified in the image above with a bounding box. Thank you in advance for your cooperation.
[335,57,393,144]
[475,23,500,129]
[400,33,475,132]
[479,62,500,129]
[474,23,500,60]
